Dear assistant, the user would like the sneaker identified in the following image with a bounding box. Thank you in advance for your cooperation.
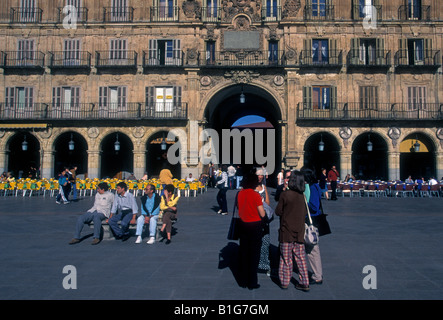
[221,212,228,215]
[135,236,142,244]
[217,210,222,214]
[147,237,155,245]
[165,239,171,245]
[91,238,101,245]
[63,201,70,204]
[56,201,61,204]
[68,238,80,245]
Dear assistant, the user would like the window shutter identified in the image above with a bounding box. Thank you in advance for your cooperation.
[424,38,432,61]
[329,39,337,64]
[99,87,108,108]
[149,39,158,65]
[6,87,15,107]
[330,86,337,109]
[303,39,311,64]
[376,38,384,63]
[173,39,181,65]
[302,86,312,109]
[398,38,407,65]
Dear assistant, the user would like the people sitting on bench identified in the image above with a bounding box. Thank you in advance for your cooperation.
[69,182,115,245]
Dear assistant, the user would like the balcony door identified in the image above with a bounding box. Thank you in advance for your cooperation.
[52,87,80,118]
[5,87,34,118]
[63,39,81,66]
[312,39,329,64]
[408,0,421,20]
[111,0,128,21]
[99,86,127,118]
[20,0,37,22]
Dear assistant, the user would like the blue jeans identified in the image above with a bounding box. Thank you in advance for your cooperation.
[136,215,158,237]
[75,210,106,239]
[217,187,228,213]
[108,210,133,237]
[236,176,243,189]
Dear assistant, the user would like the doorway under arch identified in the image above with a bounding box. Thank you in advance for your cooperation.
[352,132,388,180]
[204,84,282,186]
[53,131,88,177]
[400,133,435,180]
[7,132,40,178]
[146,131,181,179]
[100,132,133,179]
[303,132,340,178]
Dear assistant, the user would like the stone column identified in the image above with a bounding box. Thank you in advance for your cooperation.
[133,150,146,180]
[284,69,300,168]
[0,150,7,174]
[41,149,54,179]
[388,151,400,181]
[435,151,443,180]
[87,150,101,179]
[340,151,352,177]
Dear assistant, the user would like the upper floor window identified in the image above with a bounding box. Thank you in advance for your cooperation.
[20,0,37,22]
[148,39,182,66]
[110,39,128,60]
[5,87,34,109]
[312,0,326,17]
[146,86,182,114]
[359,86,378,109]
[17,39,35,64]
[407,0,422,20]
[52,87,81,110]
[204,0,219,20]
[264,0,280,21]
[110,0,131,22]
[303,86,337,110]
[312,39,329,64]
[407,86,426,110]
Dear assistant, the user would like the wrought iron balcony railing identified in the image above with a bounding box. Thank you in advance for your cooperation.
[303,5,334,20]
[149,6,180,22]
[347,49,391,68]
[10,7,42,23]
[261,6,282,21]
[1,51,45,69]
[200,50,286,67]
[103,7,134,22]
[57,7,88,23]
[394,49,441,69]
[299,49,343,67]
[398,5,430,21]
[48,51,92,69]
[201,6,220,22]
[142,51,183,67]
[95,51,137,68]
[0,103,188,120]
[297,103,443,121]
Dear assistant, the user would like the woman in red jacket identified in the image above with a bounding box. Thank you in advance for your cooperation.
[237,172,266,290]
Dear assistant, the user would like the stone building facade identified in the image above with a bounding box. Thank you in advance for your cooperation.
[0,0,442,181]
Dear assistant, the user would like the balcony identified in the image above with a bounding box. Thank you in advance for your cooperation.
[95,51,137,70]
[296,103,443,121]
[303,5,334,20]
[201,7,221,23]
[48,51,92,70]
[0,103,188,121]
[57,7,88,24]
[398,5,430,21]
[261,6,282,21]
[142,51,183,68]
[394,49,441,72]
[149,6,179,22]
[103,7,134,23]
[347,49,391,71]
[1,51,45,70]
[299,49,343,68]
[199,50,286,68]
[352,5,382,21]
[10,8,42,23]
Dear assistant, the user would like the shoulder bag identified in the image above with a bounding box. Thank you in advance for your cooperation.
[304,195,319,246]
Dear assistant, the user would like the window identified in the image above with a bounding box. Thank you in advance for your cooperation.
[110,39,127,62]
[408,39,423,65]
[359,39,376,65]
[407,87,426,110]
[408,0,421,20]
[206,41,216,65]
[303,86,337,110]
[312,39,329,64]
[17,39,35,65]
[63,39,81,66]
[52,87,81,117]
[146,86,182,116]
[312,0,326,17]
[268,41,279,64]
[111,0,128,22]
[158,0,175,19]
[359,86,378,109]
[148,39,181,66]
[20,0,37,22]
[5,87,34,118]
[99,86,127,117]
[65,0,83,20]
[206,0,218,18]
[264,0,279,20]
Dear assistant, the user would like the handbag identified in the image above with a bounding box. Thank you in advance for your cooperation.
[316,200,331,236]
[304,195,319,246]
[227,192,240,241]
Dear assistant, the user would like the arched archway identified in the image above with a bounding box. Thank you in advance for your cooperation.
[100,132,133,179]
[400,132,436,180]
[303,132,340,178]
[53,131,88,177]
[352,132,388,180]
[204,83,282,186]
[146,130,181,178]
[7,132,40,178]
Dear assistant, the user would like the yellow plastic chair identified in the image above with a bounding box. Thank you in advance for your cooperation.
[177,183,189,197]
[189,182,199,197]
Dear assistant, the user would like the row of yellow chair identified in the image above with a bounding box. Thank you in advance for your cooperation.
[0,177,208,198]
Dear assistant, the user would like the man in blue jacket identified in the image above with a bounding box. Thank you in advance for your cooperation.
[135,184,161,244]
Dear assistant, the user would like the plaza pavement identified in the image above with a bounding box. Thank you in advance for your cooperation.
[0,187,442,302]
